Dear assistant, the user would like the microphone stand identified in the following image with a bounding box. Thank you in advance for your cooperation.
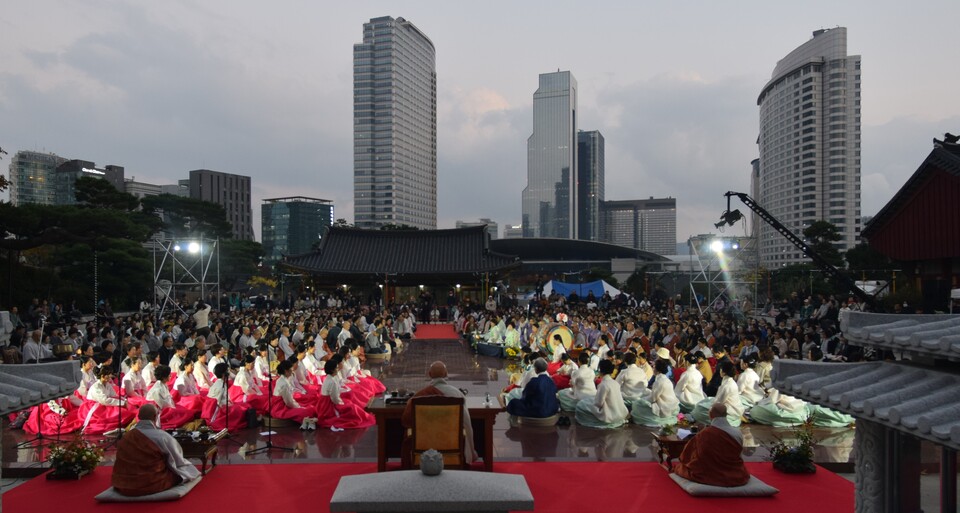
[17,316,51,449]
[99,371,127,449]
[246,346,292,455]
[217,365,243,448]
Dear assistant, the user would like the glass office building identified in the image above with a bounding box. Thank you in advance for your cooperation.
[577,130,604,241]
[353,16,437,230]
[262,197,334,266]
[757,28,861,267]
[7,151,66,205]
[522,71,578,239]
[600,198,676,257]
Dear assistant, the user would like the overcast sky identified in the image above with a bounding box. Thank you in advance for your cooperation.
[2,1,959,245]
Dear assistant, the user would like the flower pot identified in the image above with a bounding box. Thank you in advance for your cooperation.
[47,468,91,480]
[773,458,816,474]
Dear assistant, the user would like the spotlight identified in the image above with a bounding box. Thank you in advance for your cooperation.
[731,242,740,250]
[710,240,724,253]
[187,242,200,253]
[173,244,181,252]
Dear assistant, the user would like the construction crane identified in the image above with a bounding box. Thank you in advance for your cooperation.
[716,191,879,310]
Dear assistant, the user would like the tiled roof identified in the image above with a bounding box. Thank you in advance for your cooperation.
[774,359,960,450]
[0,361,81,416]
[841,312,960,362]
[283,226,520,279]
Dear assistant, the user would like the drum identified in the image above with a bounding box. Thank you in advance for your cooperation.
[546,325,574,350]
[53,343,75,359]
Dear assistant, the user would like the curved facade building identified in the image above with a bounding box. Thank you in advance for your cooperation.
[756,28,861,268]
[353,16,437,230]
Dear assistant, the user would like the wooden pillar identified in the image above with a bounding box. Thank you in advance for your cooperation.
[943,447,957,513]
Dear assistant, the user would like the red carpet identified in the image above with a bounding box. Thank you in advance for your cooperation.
[4,462,852,513]
[413,323,458,340]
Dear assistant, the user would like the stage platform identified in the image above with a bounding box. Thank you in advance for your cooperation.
[3,462,853,513]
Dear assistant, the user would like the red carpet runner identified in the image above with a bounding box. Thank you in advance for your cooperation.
[4,462,852,513]
[412,323,458,340]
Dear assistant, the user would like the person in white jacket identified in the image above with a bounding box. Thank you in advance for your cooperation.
[615,352,648,409]
[575,360,629,429]
[737,355,765,408]
[631,359,681,427]
[692,360,744,426]
[558,352,597,411]
[674,354,705,412]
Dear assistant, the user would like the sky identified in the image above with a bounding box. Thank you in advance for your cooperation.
[2,1,959,245]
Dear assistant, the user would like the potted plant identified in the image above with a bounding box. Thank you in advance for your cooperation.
[47,433,104,480]
[768,418,818,474]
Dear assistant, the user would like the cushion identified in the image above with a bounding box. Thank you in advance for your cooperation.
[95,476,202,502]
[518,414,559,427]
[668,473,778,497]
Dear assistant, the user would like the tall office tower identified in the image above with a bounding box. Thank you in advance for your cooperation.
[522,71,578,239]
[756,27,861,268]
[54,161,125,205]
[262,197,334,266]
[600,197,677,256]
[353,16,437,230]
[7,151,66,205]
[188,169,254,240]
[749,158,760,240]
[577,130,605,241]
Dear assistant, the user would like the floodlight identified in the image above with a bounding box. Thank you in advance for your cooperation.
[710,240,724,253]
[187,242,200,253]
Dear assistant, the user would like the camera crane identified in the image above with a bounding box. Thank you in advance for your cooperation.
[715,191,880,311]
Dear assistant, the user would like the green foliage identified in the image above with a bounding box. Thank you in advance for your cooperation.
[803,220,843,267]
[141,194,233,239]
[332,218,353,228]
[624,268,647,297]
[379,223,419,231]
[768,418,818,473]
[845,243,894,277]
[219,239,265,291]
[74,176,140,211]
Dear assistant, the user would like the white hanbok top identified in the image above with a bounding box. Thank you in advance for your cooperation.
[616,364,648,400]
[321,373,345,405]
[141,362,158,388]
[193,362,213,390]
[174,372,201,397]
[569,365,597,399]
[78,368,97,397]
[274,375,301,408]
[737,368,764,404]
[208,379,231,406]
[86,380,123,406]
[302,353,325,378]
[590,375,629,423]
[168,354,185,375]
[234,367,262,396]
[551,343,565,363]
[254,355,271,381]
[558,360,578,376]
[121,370,147,398]
[146,381,176,409]
[645,374,680,417]
[207,355,227,375]
[674,365,705,405]
[715,376,745,418]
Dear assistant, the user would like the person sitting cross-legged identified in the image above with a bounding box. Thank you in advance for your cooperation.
[506,357,560,418]
[111,403,201,497]
[672,403,750,487]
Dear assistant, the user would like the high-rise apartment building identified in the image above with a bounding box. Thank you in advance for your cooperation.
[188,169,254,240]
[262,197,334,265]
[600,197,677,256]
[523,71,578,239]
[7,151,66,205]
[353,16,437,230]
[756,27,861,268]
[577,130,604,241]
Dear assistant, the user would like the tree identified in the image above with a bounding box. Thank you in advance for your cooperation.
[75,176,140,211]
[845,243,894,277]
[219,239,265,291]
[624,268,647,297]
[803,220,843,267]
[141,194,233,239]
[379,223,419,231]
[0,146,8,192]
[332,218,353,228]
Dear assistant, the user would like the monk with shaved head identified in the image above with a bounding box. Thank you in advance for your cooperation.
[672,402,751,487]
[402,361,477,463]
[111,404,200,497]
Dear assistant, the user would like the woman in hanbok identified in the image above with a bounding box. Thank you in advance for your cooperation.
[503,354,537,404]
[76,355,98,403]
[503,322,521,353]
[120,357,149,408]
[673,354,705,413]
[254,342,272,382]
[692,360,744,426]
[737,355,765,408]
[202,363,252,431]
[79,367,136,434]
[141,351,160,391]
[146,365,197,429]
[748,389,809,427]
[575,360,629,429]
[293,347,321,397]
[756,348,775,389]
[616,352,648,409]
[552,353,576,390]
[192,352,214,392]
[558,353,597,411]
[342,342,386,400]
[173,359,212,414]
[270,359,318,429]
[301,341,326,385]
[631,359,681,427]
[230,355,269,414]
[316,358,375,430]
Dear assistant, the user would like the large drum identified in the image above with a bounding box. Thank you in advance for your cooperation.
[546,325,574,350]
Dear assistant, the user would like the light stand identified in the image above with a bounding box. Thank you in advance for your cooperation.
[246,346,292,455]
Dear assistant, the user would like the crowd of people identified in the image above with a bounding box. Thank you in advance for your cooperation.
[460,288,861,431]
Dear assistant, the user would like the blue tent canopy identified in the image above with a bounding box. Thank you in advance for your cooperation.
[550,280,606,298]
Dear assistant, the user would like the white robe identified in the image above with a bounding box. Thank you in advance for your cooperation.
[615,364,648,400]
[122,371,147,398]
[146,381,176,409]
[274,375,301,408]
[643,374,680,417]
[674,366,705,406]
[193,362,213,390]
[737,368,764,405]
[715,376,744,418]
[173,372,201,397]
[582,376,629,423]
[234,367,262,396]
[320,374,344,405]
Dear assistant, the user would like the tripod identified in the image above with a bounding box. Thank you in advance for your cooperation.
[246,346,292,455]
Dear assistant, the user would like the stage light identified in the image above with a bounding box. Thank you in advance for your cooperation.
[455,284,461,289]
[173,244,181,252]
[419,284,424,290]
[187,242,200,253]
[731,242,740,250]
[710,240,724,253]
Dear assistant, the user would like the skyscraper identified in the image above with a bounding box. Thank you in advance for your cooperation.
[756,27,861,268]
[523,71,578,239]
[188,169,254,240]
[577,130,604,241]
[600,198,677,257]
[353,16,437,230]
[7,151,66,205]
[262,197,334,266]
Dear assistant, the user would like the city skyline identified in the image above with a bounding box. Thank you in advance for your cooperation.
[2,2,959,244]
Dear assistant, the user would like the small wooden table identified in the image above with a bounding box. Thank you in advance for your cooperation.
[367,396,504,472]
[174,429,228,474]
[654,432,694,471]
